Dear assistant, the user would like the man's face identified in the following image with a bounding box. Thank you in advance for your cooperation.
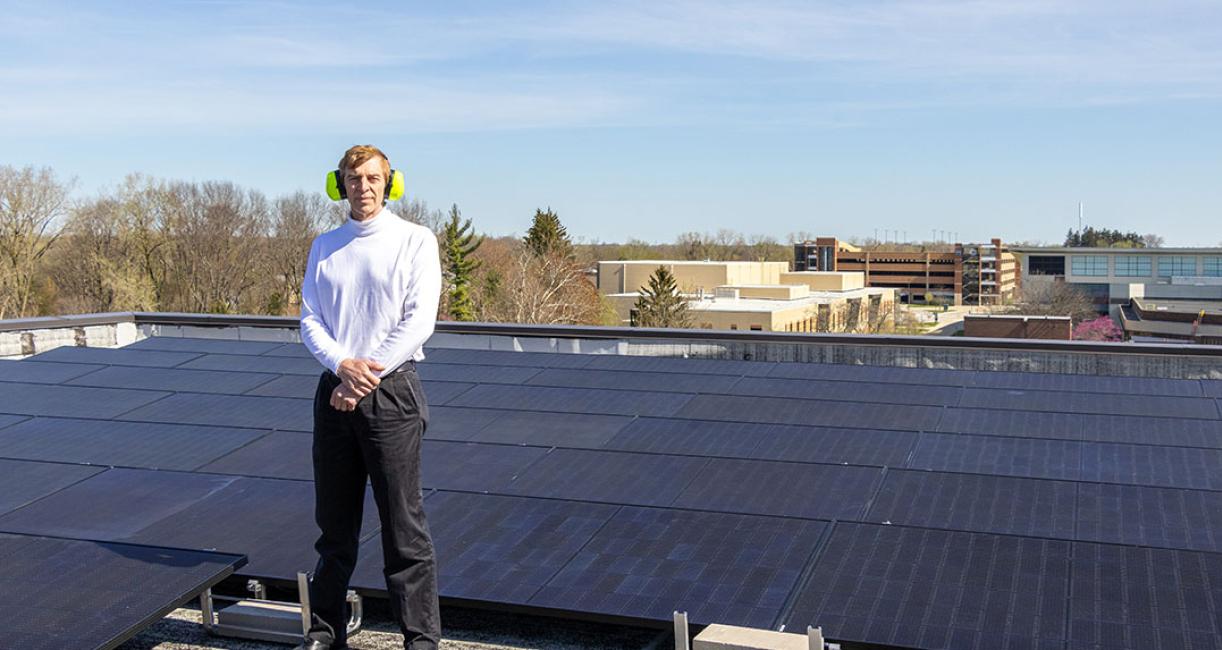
[344,157,387,220]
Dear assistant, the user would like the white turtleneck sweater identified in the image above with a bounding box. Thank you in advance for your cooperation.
[300,208,441,377]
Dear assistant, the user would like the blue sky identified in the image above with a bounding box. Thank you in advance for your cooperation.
[2,0,1221,245]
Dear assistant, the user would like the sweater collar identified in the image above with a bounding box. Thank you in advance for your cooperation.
[345,208,390,236]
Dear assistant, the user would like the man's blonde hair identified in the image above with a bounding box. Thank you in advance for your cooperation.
[338,145,391,179]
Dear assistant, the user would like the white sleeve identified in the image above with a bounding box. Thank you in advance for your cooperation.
[368,231,441,376]
[299,238,347,373]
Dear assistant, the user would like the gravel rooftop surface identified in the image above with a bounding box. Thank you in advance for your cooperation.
[119,603,666,650]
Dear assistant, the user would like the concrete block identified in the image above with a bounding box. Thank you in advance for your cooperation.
[115,321,140,347]
[573,339,625,355]
[693,624,808,650]
[83,325,119,348]
[32,329,76,355]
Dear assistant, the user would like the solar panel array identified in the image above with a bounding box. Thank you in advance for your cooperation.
[1,336,1220,650]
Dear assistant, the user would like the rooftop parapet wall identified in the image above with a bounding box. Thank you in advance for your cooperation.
[2,312,1220,379]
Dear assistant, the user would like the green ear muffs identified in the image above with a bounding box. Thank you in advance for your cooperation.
[325,169,405,203]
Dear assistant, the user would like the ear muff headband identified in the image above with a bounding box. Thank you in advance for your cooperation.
[325,169,406,204]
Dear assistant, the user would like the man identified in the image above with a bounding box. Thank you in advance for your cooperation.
[297,145,442,650]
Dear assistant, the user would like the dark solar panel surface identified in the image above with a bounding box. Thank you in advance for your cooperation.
[0,459,103,516]
[28,345,202,367]
[126,336,284,355]
[501,449,708,507]
[0,532,244,650]
[4,336,1221,650]
[351,492,619,603]
[729,376,961,406]
[959,387,1219,419]
[677,394,945,430]
[0,382,170,419]
[0,358,104,384]
[121,392,314,431]
[65,364,277,394]
[967,369,1204,397]
[0,417,267,471]
[673,459,880,519]
[867,470,1078,539]
[529,506,827,628]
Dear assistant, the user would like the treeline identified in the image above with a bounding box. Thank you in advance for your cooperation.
[0,165,615,325]
[1064,227,1163,248]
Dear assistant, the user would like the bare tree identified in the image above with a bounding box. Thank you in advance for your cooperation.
[267,191,334,315]
[387,197,444,233]
[51,176,168,313]
[0,165,72,318]
[161,181,270,314]
[480,245,604,325]
[1141,233,1165,248]
[1007,279,1097,323]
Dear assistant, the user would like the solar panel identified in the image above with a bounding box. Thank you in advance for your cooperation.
[1203,380,1222,398]
[749,426,919,467]
[0,532,244,650]
[939,408,1222,448]
[449,384,695,418]
[501,449,709,507]
[0,417,268,471]
[27,346,201,368]
[120,392,313,431]
[0,359,104,384]
[581,354,774,376]
[729,376,961,407]
[423,348,595,368]
[907,433,1083,480]
[260,343,317,358]
[866,470,1077,539]
[529,506,826,628]
[1075,483,1222,552]
[782,523,1070,650]
[178,353,325,375]
[1068,542,1222,650]
[246,373,473,407]
[421,441,548,492]
[673,458,881,520]
[959,387,1220,420]
[0,467,380,580]
[603,417,771,458]
[417,362,544,385]
[968,369,1204,397]
[199,431,311,480]
[767,362,970,387]
[526,367,745,394]
[0,459,103,517]
[465,409,633,448]
[350,492,619,604]
[421,406,503,441]
[65,365,278,395]
[1079,443,1222,490]
[676,394,944,431]
[0,414,28,430]
[126,336,283,355]
[0,383,169,419]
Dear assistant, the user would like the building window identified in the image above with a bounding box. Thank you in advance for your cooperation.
[1158,256,1197,277]
[1204,257,1222,277]
[749,325,763,331]
[729,324,738,330]
[1071,255,1108,277]
[1114,255,1151,277]
[1028,255,1066,276]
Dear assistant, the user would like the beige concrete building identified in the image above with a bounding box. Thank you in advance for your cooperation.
[597,261,897,333]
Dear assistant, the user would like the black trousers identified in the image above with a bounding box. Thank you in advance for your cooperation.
[308,367,440,649]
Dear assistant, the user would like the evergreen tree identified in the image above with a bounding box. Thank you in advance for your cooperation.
[440,204,482,321]
[633,266,691,328]
[523,207,573,259]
